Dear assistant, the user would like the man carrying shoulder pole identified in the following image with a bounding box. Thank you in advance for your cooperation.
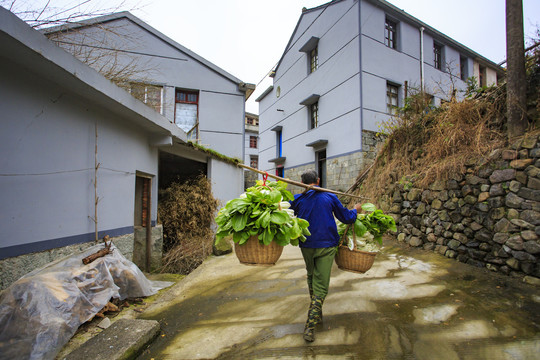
[290,169,362,342]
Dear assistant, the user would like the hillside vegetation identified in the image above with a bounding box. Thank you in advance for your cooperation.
[356,44,540,202]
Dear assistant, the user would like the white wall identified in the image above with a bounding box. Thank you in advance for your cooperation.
[0,55,158,255]
[51,16,246,160]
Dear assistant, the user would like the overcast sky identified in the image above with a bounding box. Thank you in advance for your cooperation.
[6,0,540,113]
[127,0,540,113]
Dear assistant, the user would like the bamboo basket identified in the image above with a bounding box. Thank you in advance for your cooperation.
[335,245,377,273]
[335,223,377,273]
[234,235,284,265]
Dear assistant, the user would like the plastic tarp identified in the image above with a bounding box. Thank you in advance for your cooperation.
[0,243,172,360]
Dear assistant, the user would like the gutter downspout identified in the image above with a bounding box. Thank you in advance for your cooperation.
[358,0,363,151]
[420,26,425,92]
[146,178,152,272]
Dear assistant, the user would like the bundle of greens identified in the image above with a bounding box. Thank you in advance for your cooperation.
[215,180,310,246]
[336,203,397,252]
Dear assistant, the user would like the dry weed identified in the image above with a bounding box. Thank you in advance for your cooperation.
[157,176,218,274]
[357,90,507,201]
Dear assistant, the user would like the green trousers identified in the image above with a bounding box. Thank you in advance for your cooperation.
[301,246,337,298]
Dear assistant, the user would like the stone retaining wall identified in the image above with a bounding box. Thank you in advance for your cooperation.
[380,134,540,279]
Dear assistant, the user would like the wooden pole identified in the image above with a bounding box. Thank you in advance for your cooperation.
[237,163,369,200]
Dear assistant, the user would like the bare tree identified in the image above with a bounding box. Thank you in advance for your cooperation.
[506,0,528,138]
[0,0,135,28]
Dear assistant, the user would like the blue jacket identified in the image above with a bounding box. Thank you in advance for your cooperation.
[290,189,357,248]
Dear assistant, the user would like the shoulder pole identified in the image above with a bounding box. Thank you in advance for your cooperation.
[237,163,368,200]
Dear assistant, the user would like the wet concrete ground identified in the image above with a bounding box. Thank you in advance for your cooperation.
[136,240,540,359]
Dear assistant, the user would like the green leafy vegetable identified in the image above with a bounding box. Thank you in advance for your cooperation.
[336,203,396,251]
[215,180,310,246]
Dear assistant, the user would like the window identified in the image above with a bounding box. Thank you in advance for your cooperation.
[250,156,258,169]
[433,43,443,70]
[385,18,397,49]
[246,116,259,126]
[175,90,199,140]
[310,102,319,129]
[129,83,163,114]
[479,65,487,87]
[386,83,399,114]
[310,46,318,73]
[276,130,283,158]
[316,150,326,188]
[249,136,258,149]
[276,166,284,178]
[460,56,468,81]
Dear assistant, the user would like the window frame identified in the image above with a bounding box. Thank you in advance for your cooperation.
[276,130,283,158]
[433,43,443,71]
[386,83,399,115]
[384,18,397,49]
[316,149,327,189]
[459,55,468,81]
[129,83,163,114]
[250,156,258,169]
[249,135,258,149]
[309,101,319,129]
[174,89,199,141]
[309,46,319,73]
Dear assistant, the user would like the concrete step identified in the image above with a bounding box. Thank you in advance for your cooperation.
[63,319,159,360]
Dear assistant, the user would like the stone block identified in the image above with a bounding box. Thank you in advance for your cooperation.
[505,192,523,208]
[409,237,423,247]
[521,136,537,149]
[507,208,520,220]
[506,257,520,270]
[523,241,540,254]
[525,165,540,177]
[528,177,540,190]
[488,197,504,209]
[512,250,536,262]
[517,188,540,202]
[489,183,506,197]
[505,235,524,250]
[448,239,461,250]
[431,199,443,210]
[502,149,518,160]
[490,207,506,220]
[511,159,534,169]
[511,218,535,229]
[453,232,469,244]
[490,169,516,183]
[516,171,528,184]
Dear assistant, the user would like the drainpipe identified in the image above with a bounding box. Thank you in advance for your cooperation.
[420,27,425,93]
[146,178,152,272]
[358,0,363,151]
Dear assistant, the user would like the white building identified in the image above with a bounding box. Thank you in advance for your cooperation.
[256,0,503,192]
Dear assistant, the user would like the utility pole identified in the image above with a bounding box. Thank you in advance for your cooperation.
[506,0,528,138]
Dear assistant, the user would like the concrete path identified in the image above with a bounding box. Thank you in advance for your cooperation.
[136,241,540,359]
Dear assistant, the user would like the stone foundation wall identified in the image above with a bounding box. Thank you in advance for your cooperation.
[133,225,163,272]
[244,170,258,190]
[287,130,382,195]
[379,135,540,279]
[0,225,164,290]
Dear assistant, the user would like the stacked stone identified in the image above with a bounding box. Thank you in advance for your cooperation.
[388,135,540,279]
